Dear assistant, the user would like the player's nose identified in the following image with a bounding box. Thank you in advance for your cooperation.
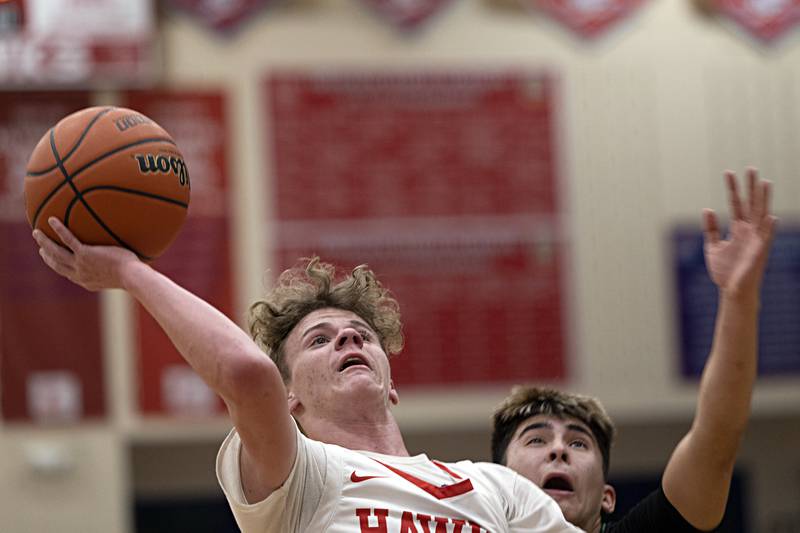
[548,440,569,463]
[335,327,364,349]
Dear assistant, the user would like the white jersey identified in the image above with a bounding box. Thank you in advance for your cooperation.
[216,425,583,533]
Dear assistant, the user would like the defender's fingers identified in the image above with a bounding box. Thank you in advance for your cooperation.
[703,208,721,245]
[747,168,759,219]
[725,171,745,221]
[755,180,772,224]
[761,214,778,242]
[48,217,83,253]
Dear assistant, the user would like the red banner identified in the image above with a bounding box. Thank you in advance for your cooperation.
[712,0,800,43]
[266,72,567,388]
[123,90,233,417]
[532,0,646,39]
[167,0,270,33]
[361,0,454,31]
[0,0,155,86]
[0,92,105,423]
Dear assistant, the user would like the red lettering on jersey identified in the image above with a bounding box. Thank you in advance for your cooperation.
[415,514,450,533]
[400,511,420,533]
[356,508,389,533]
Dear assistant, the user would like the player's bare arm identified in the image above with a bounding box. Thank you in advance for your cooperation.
[662,169,777,530]
[33,216,296,503]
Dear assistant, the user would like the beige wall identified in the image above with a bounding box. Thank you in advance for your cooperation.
[2,0,800,531]
[0,427,129,533]
[156,0,800,422]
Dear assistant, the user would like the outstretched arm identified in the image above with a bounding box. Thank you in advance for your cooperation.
[34,218,296,502]
[662,169,777,530]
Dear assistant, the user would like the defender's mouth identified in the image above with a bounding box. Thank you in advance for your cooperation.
[542,474,574,493]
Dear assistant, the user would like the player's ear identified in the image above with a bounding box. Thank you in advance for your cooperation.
[601,483,616,515]
[287,390,303,416]
[389,379,399,405]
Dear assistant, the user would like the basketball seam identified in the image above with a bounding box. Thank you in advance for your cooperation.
[47,128,152,261]
[26,107,114,176]
[31,136,178,229]
[65,186,189,223]
[63,186,188,259]
[77,186,189,208]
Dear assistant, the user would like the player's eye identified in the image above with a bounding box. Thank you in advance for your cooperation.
[359,329,373,341]
[311,335,329,346]
[570,439,588,449]
[525,436,545,446]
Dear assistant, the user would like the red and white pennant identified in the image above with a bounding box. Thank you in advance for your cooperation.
[168,0,270,34]
[361,0,454,31]
[530,0,647,39]
[711,0,800,43]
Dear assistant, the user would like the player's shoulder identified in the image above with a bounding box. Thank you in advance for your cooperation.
[445,459,527,488]
[461,459,521,477]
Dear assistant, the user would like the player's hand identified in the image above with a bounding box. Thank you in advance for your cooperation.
[703,168,777,301]
[32,217,141,292]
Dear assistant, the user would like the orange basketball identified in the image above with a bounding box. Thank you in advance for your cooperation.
[24,106,191,260]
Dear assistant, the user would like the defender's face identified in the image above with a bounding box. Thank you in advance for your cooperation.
[504,414,615,530]
[282,308,398,415]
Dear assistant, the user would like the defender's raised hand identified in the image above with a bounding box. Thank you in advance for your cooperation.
[703,169,777,300]
[32,217,141,292]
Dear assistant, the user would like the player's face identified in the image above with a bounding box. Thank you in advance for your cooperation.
[283,307,398,416]
[504,415,615,531]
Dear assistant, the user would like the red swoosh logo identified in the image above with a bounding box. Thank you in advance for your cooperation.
[372,460,474,500]
[351,472,386,483]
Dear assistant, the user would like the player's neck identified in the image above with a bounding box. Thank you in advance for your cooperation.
[303,410,410,456]
[585,515,603,533]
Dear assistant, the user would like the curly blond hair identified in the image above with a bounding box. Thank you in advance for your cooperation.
[492,386,616,478]
[249,257,404,382]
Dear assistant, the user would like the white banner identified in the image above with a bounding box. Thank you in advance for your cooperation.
[0,0,155,85]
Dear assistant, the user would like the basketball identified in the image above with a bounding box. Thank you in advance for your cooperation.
[24,106,191,260]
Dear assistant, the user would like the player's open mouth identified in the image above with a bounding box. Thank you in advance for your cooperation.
[542,474,574,495]
[338,354,371,372]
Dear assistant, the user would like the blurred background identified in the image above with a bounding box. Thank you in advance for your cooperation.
[1,0,800,531]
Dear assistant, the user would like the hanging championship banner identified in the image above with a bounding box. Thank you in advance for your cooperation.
[532,0,646,39]
[167,0,270,34]
[266,71,567,388]
[0,0,155,86]
[0,92,106,423]
[711,0,800,43]
[361,0,454,30]
[123,90,233,417]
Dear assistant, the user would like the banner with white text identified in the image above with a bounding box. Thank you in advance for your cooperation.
[0,0,155,86]
[124,90,233,417]
[0,92,104,423]
[265,71,568,388]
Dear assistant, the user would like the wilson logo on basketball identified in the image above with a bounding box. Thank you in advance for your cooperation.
[134,154,191,187]
[114,113,153,132]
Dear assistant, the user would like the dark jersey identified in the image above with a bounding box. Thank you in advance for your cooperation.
[604,486,714,533]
